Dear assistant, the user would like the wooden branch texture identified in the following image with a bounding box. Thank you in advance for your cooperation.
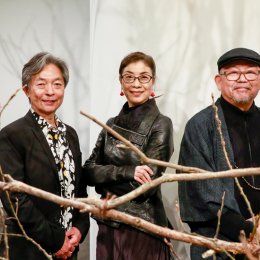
[0,175,260,256]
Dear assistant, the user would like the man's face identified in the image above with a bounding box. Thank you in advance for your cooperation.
[215,60,260,111]
[23,63,65,120]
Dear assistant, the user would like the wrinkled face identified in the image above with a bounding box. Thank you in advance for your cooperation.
[215,60,260,111]
[23,64,65,120]
[120,60,155,107]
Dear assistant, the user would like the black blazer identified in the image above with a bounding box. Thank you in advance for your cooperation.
[0,111,89,259]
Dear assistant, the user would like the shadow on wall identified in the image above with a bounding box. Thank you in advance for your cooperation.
[162,179,191,259]
[78,231,90,260]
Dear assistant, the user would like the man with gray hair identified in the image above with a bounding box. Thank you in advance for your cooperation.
[0,52,89,259]
[178,47,260,259]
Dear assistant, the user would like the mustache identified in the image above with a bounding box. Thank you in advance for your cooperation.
[231,82,253,90]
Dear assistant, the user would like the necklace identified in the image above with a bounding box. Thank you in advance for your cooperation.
[241,176,260,191]
[234,163,260,190]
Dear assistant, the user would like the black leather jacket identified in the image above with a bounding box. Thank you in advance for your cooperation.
[83,99,174,228]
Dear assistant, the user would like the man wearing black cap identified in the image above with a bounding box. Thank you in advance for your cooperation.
[178,47,260,259]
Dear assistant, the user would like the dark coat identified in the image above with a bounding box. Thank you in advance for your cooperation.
[84,99,174,229]
[178,99,241,259]
[0,111,89,260]
[178,99,241,222]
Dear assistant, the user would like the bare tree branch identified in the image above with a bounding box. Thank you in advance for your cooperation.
[102,168,260,210]
[211,94,255,223]
[0,169,52,260]
[1,173,260,256]
[0,88,22,118]
[215,192,225,240]
[80,108,260,258]
[80,110,205,173]
[0,208,9,260]
[1,92,260,257]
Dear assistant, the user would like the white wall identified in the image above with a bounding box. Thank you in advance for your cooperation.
[89,1,260,258]
[0,0,90,156]
[0,0,90,259]
[2,0,260,259]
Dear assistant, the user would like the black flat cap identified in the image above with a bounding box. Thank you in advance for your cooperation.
[217,47,260,71]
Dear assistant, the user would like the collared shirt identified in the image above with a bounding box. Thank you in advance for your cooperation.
[31,109,75,230]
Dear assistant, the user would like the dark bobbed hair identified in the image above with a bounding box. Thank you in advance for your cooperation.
[119,51,156,77]
[22,52,69,87]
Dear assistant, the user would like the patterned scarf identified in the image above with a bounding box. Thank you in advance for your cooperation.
[31,110,75,230]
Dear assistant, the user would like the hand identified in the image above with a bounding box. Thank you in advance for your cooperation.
[66,227,82,247]
[134,165,154,184]
[54,234,75,259]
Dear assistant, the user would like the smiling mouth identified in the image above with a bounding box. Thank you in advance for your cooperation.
[43,100,55,104]
[131,91,143,96]
[234,87,251,91]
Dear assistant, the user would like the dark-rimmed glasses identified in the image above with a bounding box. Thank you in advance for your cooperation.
[121,74,153,84]
[219,70,260,81]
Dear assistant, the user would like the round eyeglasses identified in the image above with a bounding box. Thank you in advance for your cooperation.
[121,74,153,84]
[219,70,260,81]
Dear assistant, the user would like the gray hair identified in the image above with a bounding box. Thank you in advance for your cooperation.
[22,52,69,87]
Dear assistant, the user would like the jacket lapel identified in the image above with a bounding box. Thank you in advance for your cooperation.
[137,99,160,136]
[24,112,60,183]
[114,99,160,144]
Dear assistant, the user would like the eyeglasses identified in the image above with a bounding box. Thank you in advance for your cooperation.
[121,74,153,84]
[219,70,260,81]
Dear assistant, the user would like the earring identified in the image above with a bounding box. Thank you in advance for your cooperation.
[150,92,155,97]
[120,91,124,96]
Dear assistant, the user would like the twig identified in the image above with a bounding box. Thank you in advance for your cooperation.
[0,232,25,238]
[77,166,260,211]
[204,192,235,260]
[1,175,93,213]
[214,192,225,239]
[80,107,260,258]
[0,174,259,256]
[80,110,205,173]
[164,237,180,260]
[240,230,259,260]
[211,95,255,223]
[211,95,260,258]
[0,208,9,260]
[1,108,260,256]
[104,168,260,210]
[0,87,22,118]
[0,168,52,260]
[174,201,189,233]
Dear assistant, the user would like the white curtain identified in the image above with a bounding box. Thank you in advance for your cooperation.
[1,0,260,259]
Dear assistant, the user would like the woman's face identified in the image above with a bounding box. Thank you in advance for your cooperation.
[23,63,65,122]
[120,60,155,107]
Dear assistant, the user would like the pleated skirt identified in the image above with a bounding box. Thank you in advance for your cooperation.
[96,223,170,260]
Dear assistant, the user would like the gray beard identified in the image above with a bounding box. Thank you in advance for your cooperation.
[231,94,254,106]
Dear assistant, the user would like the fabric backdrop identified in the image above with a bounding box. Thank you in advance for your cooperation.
[1,0,260,259]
